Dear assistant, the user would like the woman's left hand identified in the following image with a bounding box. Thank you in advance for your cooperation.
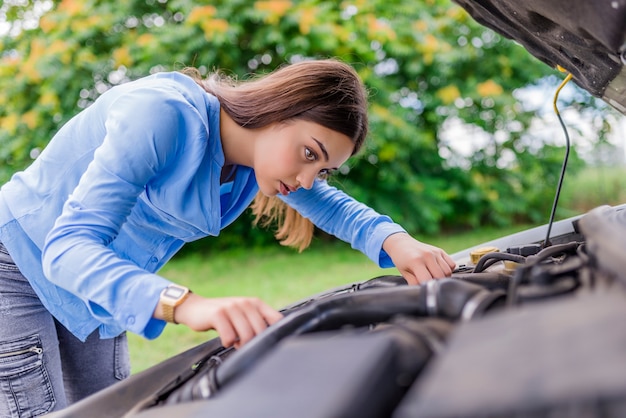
[382,232,456,285]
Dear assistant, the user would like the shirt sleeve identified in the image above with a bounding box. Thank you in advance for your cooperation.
[41,84,207,339]
[280,179,406,268]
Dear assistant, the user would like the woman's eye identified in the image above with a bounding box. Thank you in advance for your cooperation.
[317,168,334,179]
[305,147,317,161]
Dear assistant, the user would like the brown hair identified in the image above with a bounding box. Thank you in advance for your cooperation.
[183,59,369,251]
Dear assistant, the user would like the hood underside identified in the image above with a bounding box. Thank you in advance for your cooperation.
[453,0,626,115]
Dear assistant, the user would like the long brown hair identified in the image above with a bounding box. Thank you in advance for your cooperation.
[184,59,369,251]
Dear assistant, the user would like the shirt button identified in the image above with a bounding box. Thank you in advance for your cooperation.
[127,316,135,325]
[150,256,158,263]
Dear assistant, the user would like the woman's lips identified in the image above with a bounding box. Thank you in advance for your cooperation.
[279,182,296,196]
[279,182,290,196]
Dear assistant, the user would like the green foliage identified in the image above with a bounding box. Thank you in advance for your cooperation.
[0,0,599,244]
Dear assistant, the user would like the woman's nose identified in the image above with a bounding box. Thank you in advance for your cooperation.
[296,170,316,190]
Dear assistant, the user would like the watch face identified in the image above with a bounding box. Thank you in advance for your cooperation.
[164,286,186,299]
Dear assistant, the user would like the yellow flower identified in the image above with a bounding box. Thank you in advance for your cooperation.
[366,14,397,41]
[423,34,439,53]
[39,91,60,108]
[436,85,461,105]
[29,39,46,60]
[22,110,38,129]
[477,80,503,97]
[137,34,156,47]
[254,1,292,24]
[186,5,217,25]
[417,34,442,65]
[331,23,350,43]
[0,55,19,77]
[77,49,97,64]
[48,39,68,55]
[21,39,46,82]
[71,15,102,32]
[112,46,133,68]
[413,20,428,33]
[255,0,291,14]
[44,39,73,64]
[1,114,19,135]
[299,6,317,35]
[201,19,229,39]
[58,0,84,16]
[446,6,466,19]
[371,103,406,131]
[39,16,56,33]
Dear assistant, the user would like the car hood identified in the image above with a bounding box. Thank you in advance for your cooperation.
[453,0,626,115]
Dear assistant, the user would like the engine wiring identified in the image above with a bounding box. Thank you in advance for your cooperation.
[542,67,574,248]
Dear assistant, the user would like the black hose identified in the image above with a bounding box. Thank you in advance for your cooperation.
[214,279,505,389]
[526,241,580,266]
[473,252,526,273]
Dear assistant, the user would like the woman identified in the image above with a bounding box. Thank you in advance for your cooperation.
[0,59,455,415]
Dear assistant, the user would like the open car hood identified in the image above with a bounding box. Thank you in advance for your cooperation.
[453,0,626,115]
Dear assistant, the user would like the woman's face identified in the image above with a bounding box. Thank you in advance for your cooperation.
[253,119,354,197]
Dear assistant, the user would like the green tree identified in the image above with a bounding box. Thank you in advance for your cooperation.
[0,0,589,244]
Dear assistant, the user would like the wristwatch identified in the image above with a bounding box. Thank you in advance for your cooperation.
[159,284,191,324]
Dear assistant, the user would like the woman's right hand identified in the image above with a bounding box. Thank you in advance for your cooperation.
[173,293,284,349]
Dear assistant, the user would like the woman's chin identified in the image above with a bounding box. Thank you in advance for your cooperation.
[258,185,279,197]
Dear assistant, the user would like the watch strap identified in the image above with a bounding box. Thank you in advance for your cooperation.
[159,284,191,324]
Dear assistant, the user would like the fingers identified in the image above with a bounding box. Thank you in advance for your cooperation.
[182,296,284,349]
[231,303,284,349]
[404,264,431,285]
[258,303,284,325]
[221,304,256,348]
[211,311,239,349]
[403,250,457,285]
[435,251,455,277]
[383,233,457,285]
[443,252,457,270]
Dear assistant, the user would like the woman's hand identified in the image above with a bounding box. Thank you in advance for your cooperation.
[382,232,456,285]
[172,294,284,349]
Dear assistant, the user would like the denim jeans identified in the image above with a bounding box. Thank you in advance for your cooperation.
[0,242,130,417]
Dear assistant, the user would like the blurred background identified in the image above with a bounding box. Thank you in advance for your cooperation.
[1,0,625,370]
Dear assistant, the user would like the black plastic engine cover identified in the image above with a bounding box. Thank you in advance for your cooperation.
[393,291,626,417]
[135,326,440,418]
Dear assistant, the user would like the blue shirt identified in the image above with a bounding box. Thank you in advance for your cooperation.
[0,72,405,341]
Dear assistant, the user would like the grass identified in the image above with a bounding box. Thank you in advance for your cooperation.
[558,166,626,217]
[128,223,532,373]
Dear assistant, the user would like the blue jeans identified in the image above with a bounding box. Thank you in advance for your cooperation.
[0,242,130,417]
